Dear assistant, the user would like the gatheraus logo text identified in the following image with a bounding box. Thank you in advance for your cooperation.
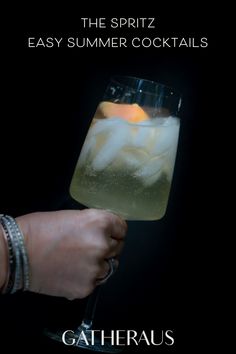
[62,329,175,347]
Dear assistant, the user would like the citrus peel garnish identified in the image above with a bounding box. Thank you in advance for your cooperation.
[95,101,149,123]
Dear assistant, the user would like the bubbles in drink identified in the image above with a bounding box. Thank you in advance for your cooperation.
[70,102,180,220]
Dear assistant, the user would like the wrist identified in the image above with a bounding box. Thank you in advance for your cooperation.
[0,224,8,291]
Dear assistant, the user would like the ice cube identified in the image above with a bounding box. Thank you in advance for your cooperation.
[78,135,96,165]
[114,147,149,170]
[134,156,165,179]
[154,116,179,127]
[130,116,179,154]
[151,123,180,156]
[163,145,178,181]
[131,125,156,150]
[91,120,130,171]
[141,170,162,187]
[88,117,123,138]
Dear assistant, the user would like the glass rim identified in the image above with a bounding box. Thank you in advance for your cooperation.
[110,75,182,98]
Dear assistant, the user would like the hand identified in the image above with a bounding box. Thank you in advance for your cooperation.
[16,209,127,300]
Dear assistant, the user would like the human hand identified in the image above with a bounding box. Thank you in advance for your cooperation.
[16,209,127,300]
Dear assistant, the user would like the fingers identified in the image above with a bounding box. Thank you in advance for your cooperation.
[104,212,126,257]
[88,209,127,258]
[107,238,125,258]
[94,209,127,240]
[109,214,127,241]
[96,259,112,280]
[78,208,127,240]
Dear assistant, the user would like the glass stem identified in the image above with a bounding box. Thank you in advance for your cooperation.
[77,286,102,331]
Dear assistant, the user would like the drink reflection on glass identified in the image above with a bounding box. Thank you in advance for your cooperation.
[70,76,181,220]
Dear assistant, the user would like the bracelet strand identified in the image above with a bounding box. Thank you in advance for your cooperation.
[0,214,30,294]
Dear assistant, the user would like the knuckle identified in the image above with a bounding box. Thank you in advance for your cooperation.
[97,215,111,231]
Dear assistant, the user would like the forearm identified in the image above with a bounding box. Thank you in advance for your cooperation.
[0,224,8,290]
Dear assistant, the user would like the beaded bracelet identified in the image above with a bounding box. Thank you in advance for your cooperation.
[0,214,30,294]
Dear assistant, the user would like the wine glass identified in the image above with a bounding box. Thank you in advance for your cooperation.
[46,76,182,352]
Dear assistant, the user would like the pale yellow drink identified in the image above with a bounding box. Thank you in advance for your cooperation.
[70,102,180,220]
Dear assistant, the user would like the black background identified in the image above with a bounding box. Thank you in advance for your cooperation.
[0,4,220,354]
